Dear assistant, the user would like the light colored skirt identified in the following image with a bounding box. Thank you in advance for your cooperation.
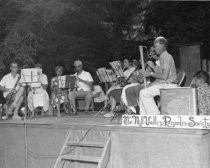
[28,88,49,112]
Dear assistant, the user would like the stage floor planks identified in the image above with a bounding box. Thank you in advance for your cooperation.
[0,112,122,127]
[1,112,210,168]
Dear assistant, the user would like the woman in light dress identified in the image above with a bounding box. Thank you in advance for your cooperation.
[27,63,49,117]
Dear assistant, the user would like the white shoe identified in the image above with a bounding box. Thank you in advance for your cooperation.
[2,116,8,120]
[104,112,114,118]
[12,115,22,120]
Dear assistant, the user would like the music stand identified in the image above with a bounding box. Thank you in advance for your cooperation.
[20,68,41,117]
[57,75,76,91]
[56,75,77,114]
[95,68,117,117]
[109,61,124,78]
[97,68,116,82]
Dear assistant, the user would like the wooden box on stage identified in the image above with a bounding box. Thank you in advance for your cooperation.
[160,87,198,115]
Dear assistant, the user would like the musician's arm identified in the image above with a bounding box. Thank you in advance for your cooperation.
[0,85,12,92]
[78,78,93,87]
[150,67,169,80]
[0,77,11,92]
[147,61,161,73]
[153,66,162,73]
[50,79,54,89]
[78,73,93,87]
[145,55,170,80]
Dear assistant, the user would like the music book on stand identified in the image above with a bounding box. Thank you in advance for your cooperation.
[21,68,40,83]
[109,61,124,78]
[57,75,76,90]
[96,68,116,83]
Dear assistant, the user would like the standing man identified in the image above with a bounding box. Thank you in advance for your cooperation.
[0,61,23,119]
[139,36,177,115]
[69,60,94,114]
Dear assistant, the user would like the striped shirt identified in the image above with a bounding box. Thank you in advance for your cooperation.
[155,50,177,84]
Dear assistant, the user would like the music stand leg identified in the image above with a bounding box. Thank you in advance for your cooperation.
[24,85,29,117]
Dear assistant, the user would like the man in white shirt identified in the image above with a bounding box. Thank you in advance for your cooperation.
[139,36,177,115]
[0,61,23,119]
[69,60,94,114]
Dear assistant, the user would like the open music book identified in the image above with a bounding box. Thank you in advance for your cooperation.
[20,68,40,83]
[56,75,76,89]
[109,61,124,78]
[96,68,116,83]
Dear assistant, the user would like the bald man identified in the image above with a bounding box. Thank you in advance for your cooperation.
[139,36,177,115]
[69,60,93,114]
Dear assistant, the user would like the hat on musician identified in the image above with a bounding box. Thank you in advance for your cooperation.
[74,60,83,67]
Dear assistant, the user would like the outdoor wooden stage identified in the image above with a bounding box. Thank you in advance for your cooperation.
[0,112,210,168]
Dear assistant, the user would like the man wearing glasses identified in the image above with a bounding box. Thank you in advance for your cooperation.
[69,60,94,114]
[0,61,23,119]
[139,36,177,115]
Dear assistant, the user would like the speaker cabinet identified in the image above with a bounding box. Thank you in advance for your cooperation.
[160,87,198,115]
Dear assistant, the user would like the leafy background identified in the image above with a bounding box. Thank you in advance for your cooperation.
[0,0,209,79]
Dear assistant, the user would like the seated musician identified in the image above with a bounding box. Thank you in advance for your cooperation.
[92,75,106,103]
[50,65,69,117]
[0,60,23,119]
[121,60,144,114]
[69,60,94,114]
[104,58,136,117]
[193,71,210,115]
[27,63,49,117]
[92,85,106,103]
[139,36,177,115]
[121,47,161,114]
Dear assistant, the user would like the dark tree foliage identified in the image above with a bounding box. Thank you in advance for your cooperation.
[144,1,210,67]
[0,0,209,79]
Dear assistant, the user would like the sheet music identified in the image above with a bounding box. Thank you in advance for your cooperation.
[57,75,76,89]
[109,61,124,77]
[96,71,104,82]
[97,68,116,83]
[57,76,66,88]
[20,68,40,83]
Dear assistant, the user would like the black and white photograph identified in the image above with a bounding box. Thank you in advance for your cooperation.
[0,0,210,168]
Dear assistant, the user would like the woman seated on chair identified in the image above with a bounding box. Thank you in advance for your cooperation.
[104,58,139,117]
[27,63,49,117]
[50,65,69,117]
[121,47,162,114]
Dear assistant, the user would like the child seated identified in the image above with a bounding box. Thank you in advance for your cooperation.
[193,71,210,115]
